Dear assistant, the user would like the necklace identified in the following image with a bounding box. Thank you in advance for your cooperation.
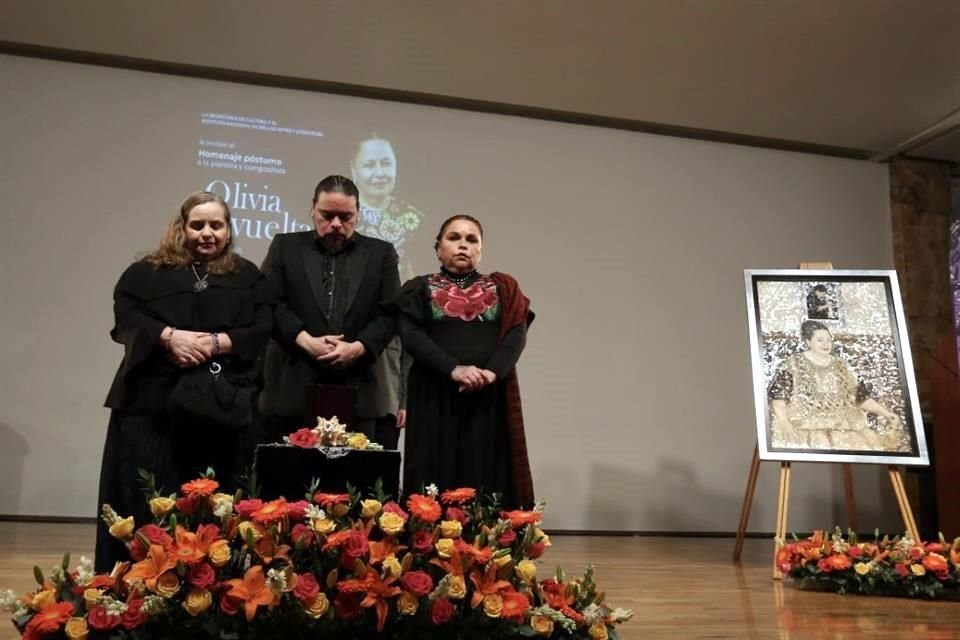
[441,268,476,287]
[191,264,210,293]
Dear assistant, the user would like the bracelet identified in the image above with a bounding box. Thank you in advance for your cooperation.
[161,327,175,349]
[210,332,221,356]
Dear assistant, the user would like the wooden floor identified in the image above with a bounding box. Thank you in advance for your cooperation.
[1,522,958,639]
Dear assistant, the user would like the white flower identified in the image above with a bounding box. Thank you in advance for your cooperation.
[75,556,94,586]
[0,589,19,612]
[103,596,128,616]
[141,595,167,615]
[50,566,66,586]
[425,483,439,498]
[306,505,326,521]
[267,568,288,595]
[608,607,634,623]
[533,499,547,514]
[582,603,603,625]
[213,498,234,518]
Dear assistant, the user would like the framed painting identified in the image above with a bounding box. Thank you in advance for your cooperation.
[744,269,928,465]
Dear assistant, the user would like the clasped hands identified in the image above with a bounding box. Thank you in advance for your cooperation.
[451,365,496,392]
[296,331,365,366]
[166,330,222,368]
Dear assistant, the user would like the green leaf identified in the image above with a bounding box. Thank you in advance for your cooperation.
[61,553,70,572]
[33,565,44,586]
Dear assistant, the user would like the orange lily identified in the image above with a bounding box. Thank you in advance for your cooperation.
[224,566,278,622]
[468,563,513,609]
[339,568,400,632]
[170,526,205,566]
[369,537,407,565]
[124,544,177,592]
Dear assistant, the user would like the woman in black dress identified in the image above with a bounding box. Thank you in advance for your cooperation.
[95,191,271,570]
[394,215,534,508]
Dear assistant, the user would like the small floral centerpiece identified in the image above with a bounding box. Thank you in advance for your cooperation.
[778,527,960,600]
[4,474,633,639]
[285,416,382,451]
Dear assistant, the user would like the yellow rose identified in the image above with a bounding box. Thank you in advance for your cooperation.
[378,512,405,536]
[483,594,503,618]
[237,521,264,543]
[435,538,456,559]
[311,517,338,535]
[210,492,233,509]
[448,575,466,600]
[184,589,213,616]
[439,520,463,539]
[108,516,135,540]
[332,504,350,518]
[82,588,103,609]
[382,555,402,579]
[531,615,555,636]
[515,560,537,583]
[854,562,871,576]
[589,621,609,640]
[155,572,181,599]
[397,591,419,615]
[149,497,176,517]
[208,540,232,567]
[360,499,383,519]
[65,617,89,640]
[30,589,56,611]
[493,554,512,569]
[911,563,927,577]
[533,527,551,547]
[306,593,329,619]
[346,434,368,450]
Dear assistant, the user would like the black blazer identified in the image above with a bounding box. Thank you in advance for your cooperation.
[259,231,400,417]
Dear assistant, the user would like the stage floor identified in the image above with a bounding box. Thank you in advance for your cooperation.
[1,522,957,639]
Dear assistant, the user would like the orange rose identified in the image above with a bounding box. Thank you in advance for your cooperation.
[923,553,949,576]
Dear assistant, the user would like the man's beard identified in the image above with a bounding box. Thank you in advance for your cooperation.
[321,233,346,251]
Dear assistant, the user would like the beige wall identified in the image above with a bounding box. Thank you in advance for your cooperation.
[0,54,902,532]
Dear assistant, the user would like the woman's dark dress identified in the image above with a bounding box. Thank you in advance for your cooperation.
[396,272,527,506]
[95,258,271,571]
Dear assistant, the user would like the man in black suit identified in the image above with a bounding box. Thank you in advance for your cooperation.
[259,175,401,440]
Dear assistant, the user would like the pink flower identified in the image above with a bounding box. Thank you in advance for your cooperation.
[431,598,455,625]
[234,499,263,519]
[400,570,433,597]
[293,573,320,605]
[188,563,217,590]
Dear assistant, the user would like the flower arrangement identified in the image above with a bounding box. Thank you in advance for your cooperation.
[4,474,632,639]
[778,527,960,600]
[285,416,381,450]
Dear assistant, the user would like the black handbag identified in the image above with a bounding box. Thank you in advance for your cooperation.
[168,361,255,428]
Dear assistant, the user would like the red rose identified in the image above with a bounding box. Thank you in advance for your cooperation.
[430,598,455,625]
[382,501,409,521]
[925,542,947,553]
[411,530,434,554]
[293,573,320,605]
[234,499,263,519]
[497,529,517,547]
[445,507,469,524]
[289,428,319,448]
[895,562,910,577]
[340,530,370,568]
[334,592,363,619]
[219,592,241,616]
[130,524,173,561]
[122,598,146,630]
[188,563,217,590]
[87,605,123,631]
[909,547,924,562]
[290,523,315,547]
[527,541,546,559]
[400,570,433,597]
[288,500,311,521]
[847,546,862,559]
[176,494,201,516]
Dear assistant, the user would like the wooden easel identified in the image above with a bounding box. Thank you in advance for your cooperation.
[732,262,921,578]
